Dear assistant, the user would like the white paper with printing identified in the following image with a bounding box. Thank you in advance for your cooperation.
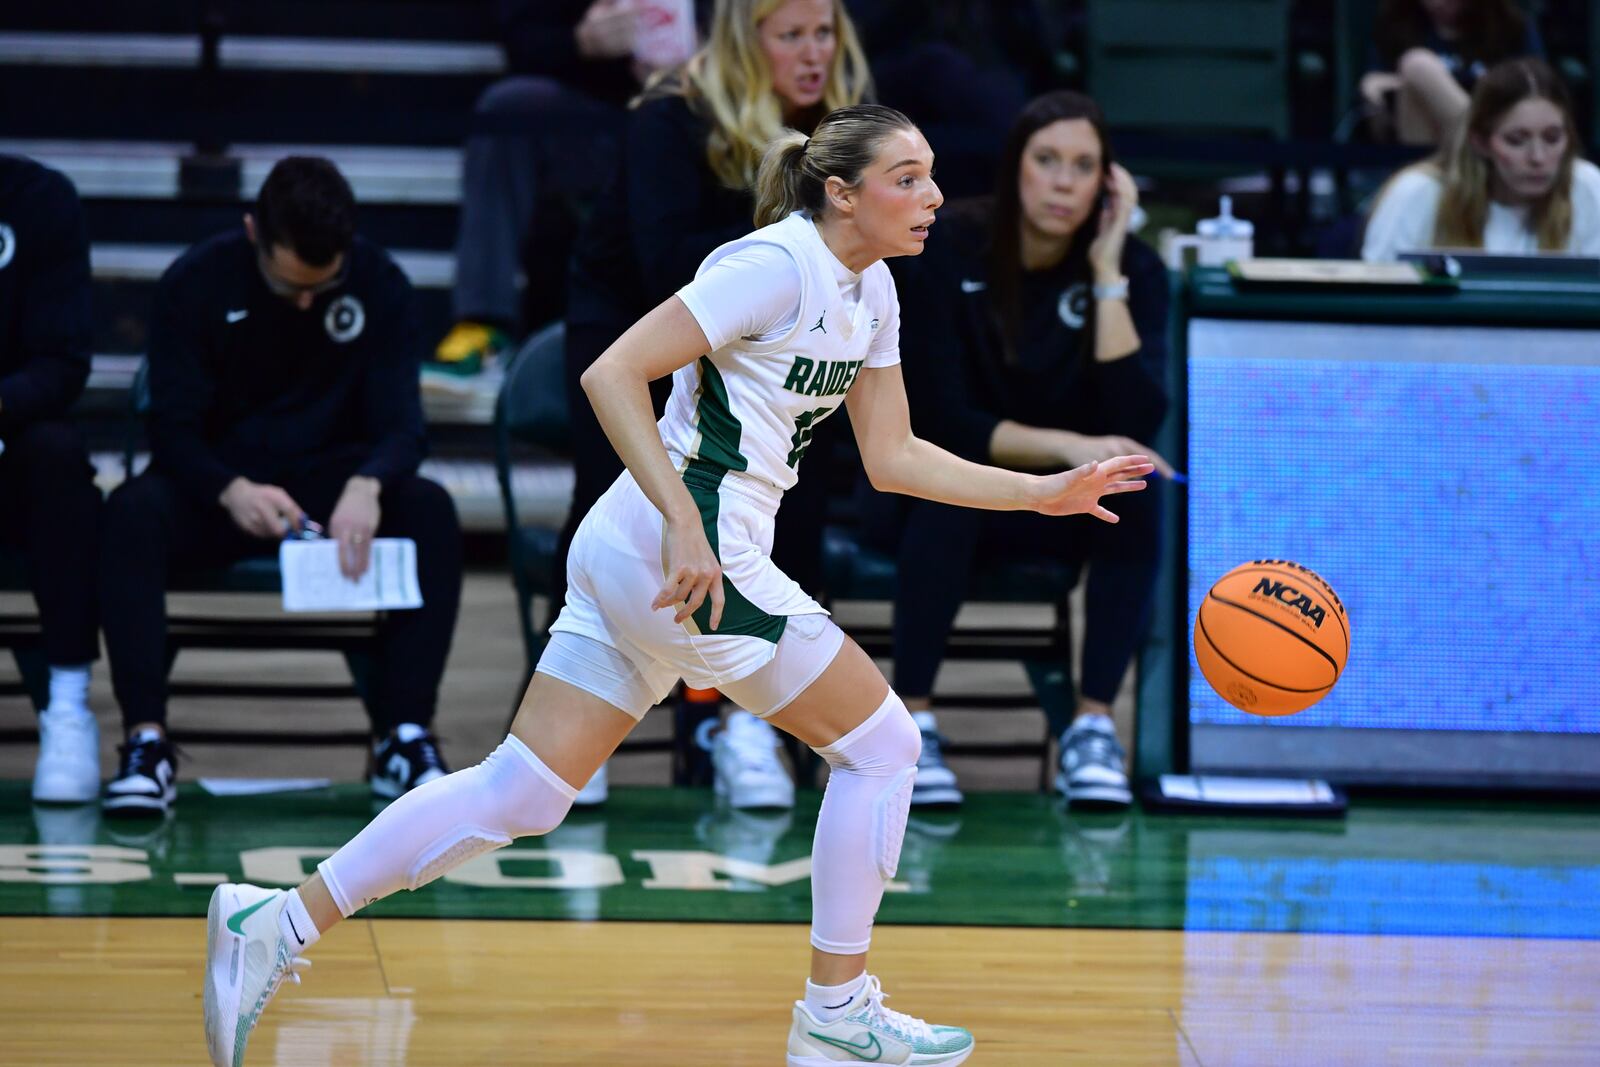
[1159,774,1335,804]
[199,777,333,796]
[279,538,422,612]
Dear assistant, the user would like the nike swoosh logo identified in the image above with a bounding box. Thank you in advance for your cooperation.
[226,309,249,323]
[959,279,986,293]
[226,895,274,936]
[286,911,305,946]
[809,1031,883,1061]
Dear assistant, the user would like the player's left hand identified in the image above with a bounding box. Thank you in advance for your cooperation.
[1031,454,1154,522]
[655,514,725,630]
[329,476,382,580]
[1088,164,1139,281]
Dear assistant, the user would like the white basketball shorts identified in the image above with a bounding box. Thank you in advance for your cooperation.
[535,470,842,720]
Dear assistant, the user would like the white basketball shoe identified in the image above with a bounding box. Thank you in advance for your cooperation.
[204,883,309,1067]
[787,974,974,1065]
[712,710,795,810]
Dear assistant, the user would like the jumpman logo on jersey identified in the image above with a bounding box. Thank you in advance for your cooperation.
[809,312,826,334]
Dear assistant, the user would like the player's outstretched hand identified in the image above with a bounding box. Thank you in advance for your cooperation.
[1032,455,1155,522]
[654,515,725,630]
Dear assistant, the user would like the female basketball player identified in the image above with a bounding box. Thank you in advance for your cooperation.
[203,104,1153,1067]
[561,0,874,805]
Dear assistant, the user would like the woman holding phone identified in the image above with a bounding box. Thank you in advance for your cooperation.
[871,90,1173,810]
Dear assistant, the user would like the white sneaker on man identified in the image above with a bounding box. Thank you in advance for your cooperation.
[204,883,308,1067]
[787,974,974,1066]
[712,710,795,810]
[32,706,100,803]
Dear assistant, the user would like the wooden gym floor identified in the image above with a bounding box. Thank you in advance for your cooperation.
[2,918,1597,1065]
[2,578,1598,1063]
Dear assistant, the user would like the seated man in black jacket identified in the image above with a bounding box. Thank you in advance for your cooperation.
[100,158,463,817]
[0,155,104,805]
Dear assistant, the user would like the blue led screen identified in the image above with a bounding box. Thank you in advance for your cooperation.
[1186,320,1600,733]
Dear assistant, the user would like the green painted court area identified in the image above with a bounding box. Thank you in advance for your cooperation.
[5,782,1598,940]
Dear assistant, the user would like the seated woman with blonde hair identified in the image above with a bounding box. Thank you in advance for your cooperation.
[1363,57,1600,261]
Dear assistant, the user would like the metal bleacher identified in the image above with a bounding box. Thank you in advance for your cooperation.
[5,0,1593,529]
[0,1,571,533]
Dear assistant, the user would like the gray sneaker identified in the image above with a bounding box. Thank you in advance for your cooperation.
[1056,714,1131,807]
[910,729,962,807]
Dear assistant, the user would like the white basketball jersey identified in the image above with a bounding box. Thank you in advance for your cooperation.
[659,212,900,498]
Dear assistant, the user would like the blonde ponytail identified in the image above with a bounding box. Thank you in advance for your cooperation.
[750,104,918,228]
[753,132,810,227]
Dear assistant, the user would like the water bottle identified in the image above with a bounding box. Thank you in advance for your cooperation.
[1165,196,1256,268]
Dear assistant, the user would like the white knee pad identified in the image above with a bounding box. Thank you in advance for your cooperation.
[813,690,922,880]
[407,825,513,892]
[404,735,577,891]
[321,735,579,912]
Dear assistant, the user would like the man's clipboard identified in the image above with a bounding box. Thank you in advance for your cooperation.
[279,538,423,612]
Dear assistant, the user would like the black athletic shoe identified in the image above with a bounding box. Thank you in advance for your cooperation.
[369,726,449,798]
[1055,714,1132,808]
[910,728,963,808]
[103,733,178,818]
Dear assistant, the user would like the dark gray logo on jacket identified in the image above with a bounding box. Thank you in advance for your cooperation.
[325,295,365,342]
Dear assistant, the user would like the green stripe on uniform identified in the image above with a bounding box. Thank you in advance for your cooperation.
[691,356,747,474]
[683,357,786,643]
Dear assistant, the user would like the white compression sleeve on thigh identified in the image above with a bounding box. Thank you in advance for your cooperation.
[808,690,922,955]
[318,735,577,917]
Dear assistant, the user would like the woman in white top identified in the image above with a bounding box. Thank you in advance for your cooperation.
[1363,57,1600,261]
[200,105,1153,1067]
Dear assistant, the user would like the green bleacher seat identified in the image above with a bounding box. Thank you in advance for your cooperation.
[493,321,569,680]
[1087,0,1292,140]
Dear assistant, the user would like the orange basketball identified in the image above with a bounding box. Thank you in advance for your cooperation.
[1194,559,1350,716]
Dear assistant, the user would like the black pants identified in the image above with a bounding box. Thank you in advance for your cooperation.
[866,481,1162,704]
[0,419,101,666]
[100,463,463,734]
[453,77,624,332]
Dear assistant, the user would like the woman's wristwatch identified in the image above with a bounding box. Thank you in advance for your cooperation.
[1092,277,1130,302]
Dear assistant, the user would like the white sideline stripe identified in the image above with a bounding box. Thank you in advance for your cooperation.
[174,872,230,886]
[90,244,455,288]
[0,32,504,75]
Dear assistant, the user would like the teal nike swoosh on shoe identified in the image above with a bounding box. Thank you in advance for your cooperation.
[809,1029,885,1060]
[786,974,974,1065]
[225,894,274,936]
[204,883,309,1067]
